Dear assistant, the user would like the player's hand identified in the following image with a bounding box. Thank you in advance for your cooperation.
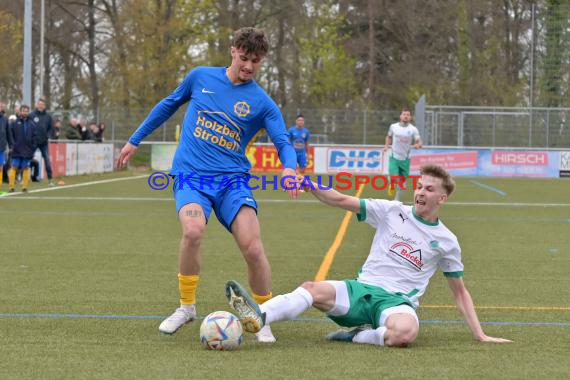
[382,145,389,152]
[117,142,138,169]
[295,174,313,192]
[413,143,421,149]
[477,335,512,343]
[282,168,299,199]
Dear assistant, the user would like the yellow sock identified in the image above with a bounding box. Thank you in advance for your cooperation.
[0,167,3,187]
[178,274,199,305]
[252,292,273,305]
[22,168,30,189]
[8,167,16,189]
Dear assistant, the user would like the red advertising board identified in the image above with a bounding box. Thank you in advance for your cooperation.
[48,143,67,177]
[248,146,314,173]
[411,151,478,172]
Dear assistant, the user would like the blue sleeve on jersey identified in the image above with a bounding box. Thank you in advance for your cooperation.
[286,127,293,143]
[264,107,296,170]
[305,129,311,143]
[128,69,196,146]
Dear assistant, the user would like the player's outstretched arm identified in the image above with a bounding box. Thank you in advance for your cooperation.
[301,177,359,213]
[447,277,512,343]
[282,167,300,199]
[117,142,138,168]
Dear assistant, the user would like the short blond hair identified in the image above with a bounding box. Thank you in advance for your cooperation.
[420,164,455,196]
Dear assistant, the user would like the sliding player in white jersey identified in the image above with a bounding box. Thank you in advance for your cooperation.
[226,164,511,347]
[383,107,422,201]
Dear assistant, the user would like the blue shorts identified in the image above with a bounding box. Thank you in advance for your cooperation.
[0,150,5,166]
[172,173,257,232]
[11,157,31,169]
[295,151,307,168]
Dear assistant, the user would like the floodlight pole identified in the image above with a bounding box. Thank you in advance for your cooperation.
[529,2,536,147]
[39,0,46,99]
[23,0,33,105]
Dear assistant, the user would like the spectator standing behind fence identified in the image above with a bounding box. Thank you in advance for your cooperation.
[97,123,106,142]
[383,107,422,201]
[64,118,82,140]
[8,105,36,193]
[0,101,14,194]
[29,99,54,186]
[51,119,61,140]
[87,122,100,142]
[79,120,92,141]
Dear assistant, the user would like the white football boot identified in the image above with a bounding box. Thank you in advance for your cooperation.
[159,305,196,334]
[255,324,276,343]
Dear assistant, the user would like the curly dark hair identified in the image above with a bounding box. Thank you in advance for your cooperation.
[232,27,269,57]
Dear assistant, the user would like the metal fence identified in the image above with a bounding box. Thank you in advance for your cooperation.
[52,107,402,145]
[425,106,570,148]
[51,105,570,149]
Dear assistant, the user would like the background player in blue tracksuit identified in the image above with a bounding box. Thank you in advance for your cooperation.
[117,27,299,342]
[287,114,310,174]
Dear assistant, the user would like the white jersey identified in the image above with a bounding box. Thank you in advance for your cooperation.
[356,199,463,308]
[388,122,420,160]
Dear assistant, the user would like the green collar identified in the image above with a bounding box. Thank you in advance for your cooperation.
[412,207,439,226]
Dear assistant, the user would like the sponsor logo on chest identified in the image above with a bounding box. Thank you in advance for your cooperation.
[387,232,430,271]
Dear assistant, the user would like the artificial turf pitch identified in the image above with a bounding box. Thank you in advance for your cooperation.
[1,172,569,379]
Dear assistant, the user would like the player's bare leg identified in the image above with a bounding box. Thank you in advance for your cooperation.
[178,203,206,276]
[330,309,419,347]
[395,178,405,201]
[159,203,206,334]
[382,314,419,347]
[231,206,275,342]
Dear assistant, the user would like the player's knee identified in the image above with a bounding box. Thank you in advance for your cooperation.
[397,328,418,347]
[300,281,316,291]
[387,325,418,347]
[180,223,205,244]
[241,239,265,263]
[300,282,320,301]
[300,281,331,305]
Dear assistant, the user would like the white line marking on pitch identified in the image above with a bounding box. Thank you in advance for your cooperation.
[0,175,148,197]
[2,195,569,208]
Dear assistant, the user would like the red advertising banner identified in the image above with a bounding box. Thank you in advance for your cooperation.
[248,146,314,173]
[48,143,67,177]
[411,151,478,172]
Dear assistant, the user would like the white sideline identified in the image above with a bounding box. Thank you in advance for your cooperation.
[1,174,568,207]
[2,195,570,207]
[1,174,148,197]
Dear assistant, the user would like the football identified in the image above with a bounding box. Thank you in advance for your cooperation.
[199,311,243,350]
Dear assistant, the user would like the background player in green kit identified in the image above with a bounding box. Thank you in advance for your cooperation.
[383,107,422,201]
[226,164,511,347]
